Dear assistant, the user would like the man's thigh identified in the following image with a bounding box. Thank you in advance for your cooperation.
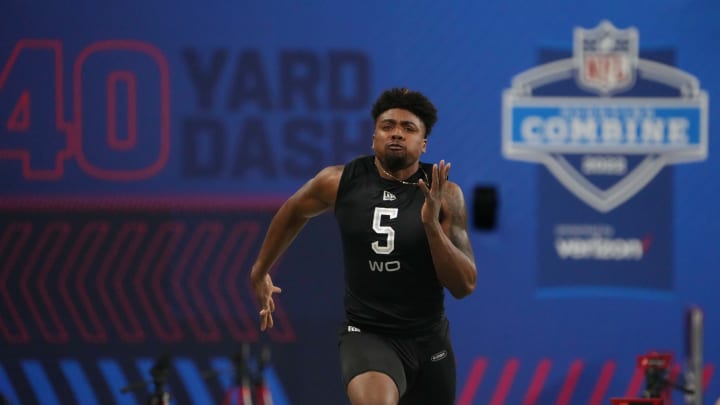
[399,323,456,405]
[338,328,408,395]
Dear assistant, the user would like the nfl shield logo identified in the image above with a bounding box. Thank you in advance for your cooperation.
[502,20,708,212]
[574,20,638,95]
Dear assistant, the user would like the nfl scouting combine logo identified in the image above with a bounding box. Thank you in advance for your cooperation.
[502,20,708,212]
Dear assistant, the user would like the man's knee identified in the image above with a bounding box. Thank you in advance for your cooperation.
[347,371,399,405]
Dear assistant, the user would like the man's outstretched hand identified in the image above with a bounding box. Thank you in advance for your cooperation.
[251,272,282,331]
[418,160,451,225]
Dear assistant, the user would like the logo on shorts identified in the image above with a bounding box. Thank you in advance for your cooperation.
[347,325,361,333]
[430,350,447,362]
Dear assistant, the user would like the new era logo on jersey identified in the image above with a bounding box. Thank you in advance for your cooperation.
[383,191,396,201]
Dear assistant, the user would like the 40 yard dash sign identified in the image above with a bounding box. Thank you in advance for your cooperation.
[0,39,170,181]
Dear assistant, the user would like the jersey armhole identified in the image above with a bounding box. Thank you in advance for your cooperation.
[334,155,372,215]
[333,163,352,215]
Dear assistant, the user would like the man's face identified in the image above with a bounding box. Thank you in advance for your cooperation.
[372,108,427,171]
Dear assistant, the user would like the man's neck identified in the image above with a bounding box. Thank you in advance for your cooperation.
[374,156,420,182]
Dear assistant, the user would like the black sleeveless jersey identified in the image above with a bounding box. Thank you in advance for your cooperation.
[334,155,445,336]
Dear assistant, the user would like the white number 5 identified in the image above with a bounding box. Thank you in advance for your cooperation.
[371,207,398,254]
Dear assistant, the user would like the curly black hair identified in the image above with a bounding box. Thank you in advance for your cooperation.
[370,87,438,137]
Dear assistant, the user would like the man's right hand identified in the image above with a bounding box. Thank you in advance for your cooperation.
[250,271,282,331]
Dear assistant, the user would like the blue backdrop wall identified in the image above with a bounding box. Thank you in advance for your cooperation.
[1,1,718,404]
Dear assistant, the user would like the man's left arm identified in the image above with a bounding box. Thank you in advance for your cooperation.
[424,181,478,299]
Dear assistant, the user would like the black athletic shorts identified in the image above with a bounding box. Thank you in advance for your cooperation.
[338,318,456,405]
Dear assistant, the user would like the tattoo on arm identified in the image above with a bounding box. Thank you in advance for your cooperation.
[446,184,475,261]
